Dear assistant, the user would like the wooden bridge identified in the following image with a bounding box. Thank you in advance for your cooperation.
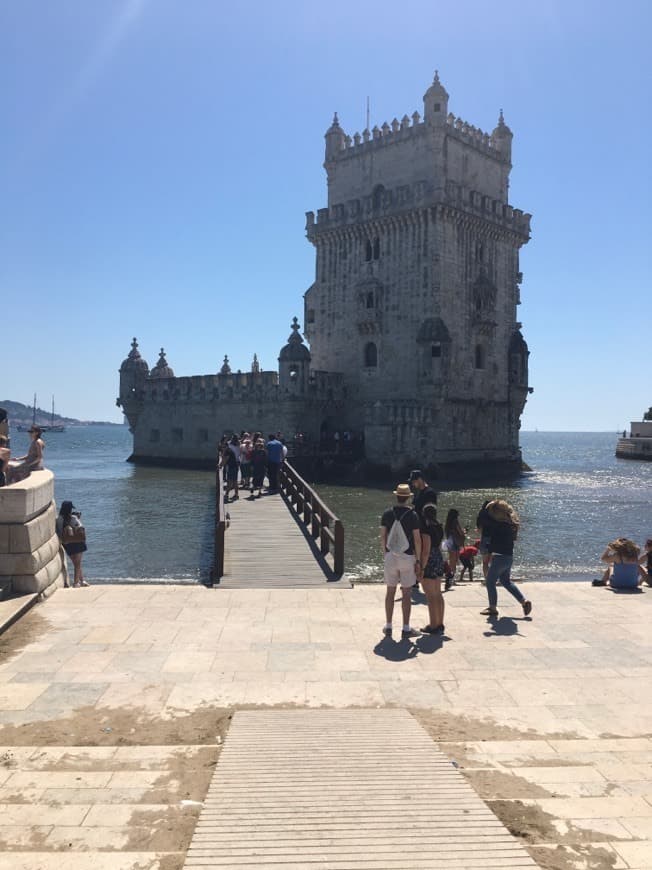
[211,462,346,589]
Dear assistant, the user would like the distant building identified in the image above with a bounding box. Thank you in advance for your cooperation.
[118,72,532,474]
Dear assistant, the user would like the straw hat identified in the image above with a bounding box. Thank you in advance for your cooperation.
[393,483,412,498]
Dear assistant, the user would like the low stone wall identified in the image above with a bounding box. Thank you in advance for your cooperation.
[616,436,652,460]
[0,470,67,596]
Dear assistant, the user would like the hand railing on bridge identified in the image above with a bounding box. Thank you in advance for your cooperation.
[279,461,344,577]
[210,463,226,582]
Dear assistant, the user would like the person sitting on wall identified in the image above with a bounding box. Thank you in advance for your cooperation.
[0,435,10,487]
[593,538,645,589]
[8,425,45,483]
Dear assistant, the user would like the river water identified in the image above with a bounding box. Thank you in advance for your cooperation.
[9,427,651,583]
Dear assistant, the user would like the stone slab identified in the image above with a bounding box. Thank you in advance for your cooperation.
[0,471,54,524]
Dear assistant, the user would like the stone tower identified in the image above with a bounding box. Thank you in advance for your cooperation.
[304,72,532,472]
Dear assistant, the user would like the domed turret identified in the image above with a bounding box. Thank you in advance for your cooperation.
[324,112,347,163]
[423,70,449,125]
[120,337,149,377]
[150,347,175,379]
[117,337,149,431]
[491,109,513,161]
[279,317,311,391]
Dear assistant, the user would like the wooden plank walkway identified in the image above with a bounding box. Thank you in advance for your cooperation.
[184,709,538,869]
[219,492,344,589]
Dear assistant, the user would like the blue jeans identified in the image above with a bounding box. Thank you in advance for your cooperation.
[486,554,525,609]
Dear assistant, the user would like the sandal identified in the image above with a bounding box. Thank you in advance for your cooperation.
[480,607,499,616]
[522,600,532,616]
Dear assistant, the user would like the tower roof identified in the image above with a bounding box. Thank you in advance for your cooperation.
[120,337,149,374]
[425,70,449,100]
[279,317,311,362]
[150,347,175,379]
[493,108,513,138]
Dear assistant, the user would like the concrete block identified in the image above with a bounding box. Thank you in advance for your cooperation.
[0,471,54,524]
[0,524,8,554]
[0,531,60,576]
[8,501,56,554]
[11,547,65,595]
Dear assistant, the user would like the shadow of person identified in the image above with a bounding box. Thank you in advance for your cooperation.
[414,633,450,655]
[373,636,418,662]
[410,587,426,604]
[608,587,644,594]
[483,616,520,638]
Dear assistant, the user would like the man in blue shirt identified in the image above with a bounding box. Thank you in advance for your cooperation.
[266,434,284,492]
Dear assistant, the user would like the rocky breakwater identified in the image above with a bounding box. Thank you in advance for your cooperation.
[0,470,67,598]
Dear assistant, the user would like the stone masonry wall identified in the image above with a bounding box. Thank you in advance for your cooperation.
[0,470,67,596]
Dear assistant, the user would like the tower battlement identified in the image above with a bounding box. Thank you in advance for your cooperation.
[323,74,513,206]
[306,178,531,240]
[327,110,506,163]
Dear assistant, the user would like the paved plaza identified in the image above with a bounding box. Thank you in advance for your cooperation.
[0,580,650,868]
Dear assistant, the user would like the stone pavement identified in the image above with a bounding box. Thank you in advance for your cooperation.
[0,580,650,869]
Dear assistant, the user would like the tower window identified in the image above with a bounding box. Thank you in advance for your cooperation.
[431,343,442,358]
[364,342,378,368]
[307,308,315,323]
[474,345,485,370]
[365,239,372,262]
[373,237,380,260]
[366,291,374,309]
[434,102,441,112]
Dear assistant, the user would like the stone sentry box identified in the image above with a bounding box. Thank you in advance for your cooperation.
[0,470,67,597]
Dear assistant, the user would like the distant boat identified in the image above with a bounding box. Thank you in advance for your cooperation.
[17,394,65,433]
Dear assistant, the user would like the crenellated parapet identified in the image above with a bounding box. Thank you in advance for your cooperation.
[324,108,509,166]
[306,179,531,240]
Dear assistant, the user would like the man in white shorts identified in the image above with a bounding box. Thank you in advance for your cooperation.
[380,483,422,638]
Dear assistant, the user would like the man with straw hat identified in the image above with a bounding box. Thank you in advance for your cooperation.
[380,483,422,638]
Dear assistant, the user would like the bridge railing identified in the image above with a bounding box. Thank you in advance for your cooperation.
[211,463,226,582]
[279,461,344,577]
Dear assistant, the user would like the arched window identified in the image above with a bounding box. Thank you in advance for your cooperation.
[431,343,442,358]
[474,344,485,370]
[365,239,373,262]
[366,291,374,309]
[364,342,378,368]
[373,237,380,260]
[372,185,385,211]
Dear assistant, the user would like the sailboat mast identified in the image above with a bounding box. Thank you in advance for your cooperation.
[32,393,36,426]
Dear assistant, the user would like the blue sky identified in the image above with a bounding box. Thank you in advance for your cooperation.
[3,0,650,429]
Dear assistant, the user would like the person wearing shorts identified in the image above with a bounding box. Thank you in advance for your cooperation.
[420,504,446,634]
[380,483,422,639]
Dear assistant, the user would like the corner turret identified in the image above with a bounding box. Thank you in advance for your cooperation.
[423,70,449,125]
[324,113,347,164]
[279,317,311,392]
[491,109,513,162]
[117,338,149,431]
